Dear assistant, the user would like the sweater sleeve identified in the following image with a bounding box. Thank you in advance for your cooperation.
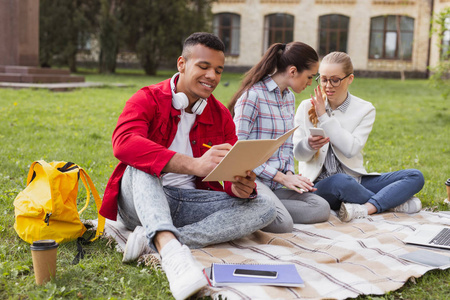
[319,103,375,158]
[293,100,317,162]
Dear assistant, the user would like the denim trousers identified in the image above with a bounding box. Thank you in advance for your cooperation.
[313,169,425,212]
[255,179,330,233]
[117,166,277,251]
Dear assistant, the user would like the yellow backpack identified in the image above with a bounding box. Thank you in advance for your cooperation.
[13,160,105,244]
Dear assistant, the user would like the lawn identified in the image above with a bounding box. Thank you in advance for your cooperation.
[0,69,449,299]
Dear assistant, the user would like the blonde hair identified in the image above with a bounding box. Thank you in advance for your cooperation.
[308,51,354,126]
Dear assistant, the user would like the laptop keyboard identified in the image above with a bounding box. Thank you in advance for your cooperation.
[431,228,450,246]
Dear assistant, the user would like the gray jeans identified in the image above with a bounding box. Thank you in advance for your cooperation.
[117,167,277,251]
[256,179,330,233]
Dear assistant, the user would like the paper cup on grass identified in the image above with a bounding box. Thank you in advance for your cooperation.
[446,178,450,201]
[31,239,58,285]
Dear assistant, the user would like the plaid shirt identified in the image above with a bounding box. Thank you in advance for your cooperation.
[233,76,295,190]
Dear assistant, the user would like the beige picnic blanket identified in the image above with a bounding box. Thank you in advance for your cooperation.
[90,210,450,300]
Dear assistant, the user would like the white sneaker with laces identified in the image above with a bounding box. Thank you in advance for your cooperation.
[390,196,422,214]
[161,244,208,300]
[123,226,151,262]
[338,202,368,222]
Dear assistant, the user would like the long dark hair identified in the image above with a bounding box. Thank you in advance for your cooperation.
[228,41,319,115]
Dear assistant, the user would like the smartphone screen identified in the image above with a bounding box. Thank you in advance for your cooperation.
[233,268,278,279]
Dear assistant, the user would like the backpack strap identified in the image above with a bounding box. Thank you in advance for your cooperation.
[78,168,105,242]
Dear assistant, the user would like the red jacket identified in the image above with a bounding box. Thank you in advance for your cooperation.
[100,78,238,220]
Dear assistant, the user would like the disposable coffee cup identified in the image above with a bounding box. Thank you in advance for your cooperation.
[31,239,58,285]
[446,178,450,201]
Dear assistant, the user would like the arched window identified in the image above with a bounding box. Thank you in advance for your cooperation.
[213,13,241,55]
[318,14,349,56]
[369,15,414,60]
[264,13,294,51]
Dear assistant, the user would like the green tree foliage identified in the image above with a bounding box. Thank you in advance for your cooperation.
[120,0,213,75]
[39,0,100,72]
[39,0,213,74]
[429,7,450,99]
[98,0,123,74]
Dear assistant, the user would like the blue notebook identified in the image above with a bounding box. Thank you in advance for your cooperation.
[210,263,304,287]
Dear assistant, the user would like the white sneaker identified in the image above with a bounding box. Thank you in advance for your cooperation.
[123,226,151,262]
[161,245,208,300]
[338,202,368,222]
[390,196,422,214]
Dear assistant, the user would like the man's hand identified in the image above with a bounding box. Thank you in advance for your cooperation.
[231,171,257,199]
[162,143,232,176]
[193,143,232,177]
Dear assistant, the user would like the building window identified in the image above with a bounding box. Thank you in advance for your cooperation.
[213,13,241,56]
[264,13,294,51]
[318,14,349,56]
[441,17,450,60]
[369,15,414,60]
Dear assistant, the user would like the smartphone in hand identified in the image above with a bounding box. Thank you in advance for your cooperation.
[309,127,326,137]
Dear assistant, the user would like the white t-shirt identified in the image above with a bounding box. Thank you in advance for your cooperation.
[161,110,196,189]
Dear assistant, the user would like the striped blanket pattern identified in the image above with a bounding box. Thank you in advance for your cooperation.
[92,211,450,300]
[192,211,450,300]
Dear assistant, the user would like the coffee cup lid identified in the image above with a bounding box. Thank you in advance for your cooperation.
[446,178,450,186]
[31,239,59,250]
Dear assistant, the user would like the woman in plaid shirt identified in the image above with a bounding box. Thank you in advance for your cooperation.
[228,42,330,233]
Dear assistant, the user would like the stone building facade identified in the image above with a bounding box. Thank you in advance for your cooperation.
[212,0,450,77]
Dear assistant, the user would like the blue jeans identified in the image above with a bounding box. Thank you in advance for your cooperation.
[117,166,277,251]
[313,169,424,212]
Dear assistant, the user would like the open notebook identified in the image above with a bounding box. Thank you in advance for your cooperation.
[404,224,450,250]
[203,127,298,182]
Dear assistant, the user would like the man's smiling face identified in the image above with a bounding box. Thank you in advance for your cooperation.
[176,44,225,106]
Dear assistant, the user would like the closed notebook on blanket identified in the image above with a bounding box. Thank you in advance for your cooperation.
[210,263,304,287]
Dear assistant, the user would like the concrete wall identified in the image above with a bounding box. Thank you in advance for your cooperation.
[0,0,39,66]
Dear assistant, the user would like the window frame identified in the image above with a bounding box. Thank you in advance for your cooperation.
[369,15,414,60]
[213,13,241,56]
[318,14,350,57]
[263,13,295,52]
[440,16,450,60]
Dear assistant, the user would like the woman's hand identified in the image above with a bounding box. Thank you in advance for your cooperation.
[275,172,317,194]
[308,134,329,150]
[310,86,326,117]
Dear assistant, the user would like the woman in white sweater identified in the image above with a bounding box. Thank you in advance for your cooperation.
[293,52,424,222]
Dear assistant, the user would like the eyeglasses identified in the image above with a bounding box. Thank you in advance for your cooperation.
[315,73,352,87]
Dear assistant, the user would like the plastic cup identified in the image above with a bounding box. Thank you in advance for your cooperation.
[446,178,450,201]
[30,239,59,285]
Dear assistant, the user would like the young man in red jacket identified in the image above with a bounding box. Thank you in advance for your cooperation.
[100,32,276,300]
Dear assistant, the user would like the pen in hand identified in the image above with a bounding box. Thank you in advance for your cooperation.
[202,143,212,149]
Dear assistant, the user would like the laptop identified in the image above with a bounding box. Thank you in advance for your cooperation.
[404,224,450,250]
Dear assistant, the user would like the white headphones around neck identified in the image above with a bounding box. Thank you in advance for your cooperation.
[170,73,207,115]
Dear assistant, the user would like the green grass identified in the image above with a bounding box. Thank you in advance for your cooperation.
[1,69,449,299]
